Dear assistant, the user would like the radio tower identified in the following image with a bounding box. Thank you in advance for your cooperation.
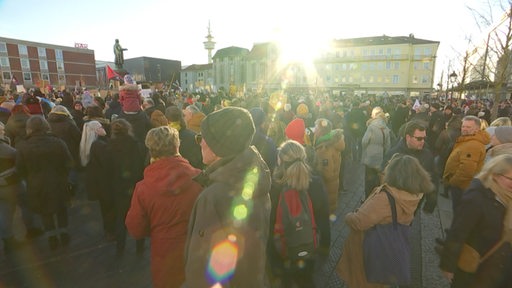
[203,21,216,64]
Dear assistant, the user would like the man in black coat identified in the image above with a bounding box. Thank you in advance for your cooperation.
[383,120,438,213]
[16,116,73,250]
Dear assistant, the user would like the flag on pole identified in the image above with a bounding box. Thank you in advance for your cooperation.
[106,65,120,80]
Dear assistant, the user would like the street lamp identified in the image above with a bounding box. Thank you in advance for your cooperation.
[449,71,458,99]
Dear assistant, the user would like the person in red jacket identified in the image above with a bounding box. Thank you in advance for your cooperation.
[125,126,202,288]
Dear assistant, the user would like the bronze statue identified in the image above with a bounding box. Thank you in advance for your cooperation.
[113,39,127,69]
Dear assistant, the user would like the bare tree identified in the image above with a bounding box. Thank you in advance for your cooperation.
[466,0,512,120]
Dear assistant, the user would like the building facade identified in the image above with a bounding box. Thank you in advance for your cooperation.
[0,37,96,91]
[181,63,213,92]
[212,46,249,93]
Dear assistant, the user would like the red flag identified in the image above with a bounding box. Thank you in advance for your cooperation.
[106,65,120,80]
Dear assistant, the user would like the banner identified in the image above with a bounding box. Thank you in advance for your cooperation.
[106,65,120,80]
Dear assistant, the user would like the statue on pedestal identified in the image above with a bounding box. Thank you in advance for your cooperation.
[113,39,127,70]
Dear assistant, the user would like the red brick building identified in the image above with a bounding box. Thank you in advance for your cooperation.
[0,36,96,91]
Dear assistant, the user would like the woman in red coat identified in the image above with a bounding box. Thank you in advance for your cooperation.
[125,126,202,288]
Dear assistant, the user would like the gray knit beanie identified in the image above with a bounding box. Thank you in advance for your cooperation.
[495,126,512,144]
[201,107,255,158]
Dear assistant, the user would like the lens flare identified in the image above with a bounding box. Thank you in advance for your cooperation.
[207,239,239,285]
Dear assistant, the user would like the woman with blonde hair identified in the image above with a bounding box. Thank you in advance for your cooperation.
[361,106,392,197]
[125,126,202,288]
[490,116,512,127]
[338,154,434,287]
[440,154,512,288]
[269,140,330,287]
[80,121,113,239]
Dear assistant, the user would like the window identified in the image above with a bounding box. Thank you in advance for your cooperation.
[394,62,400,70]
[42,73,49,81]
[38,47,46,58]
[39,60,48,70]
[412,75,418,84]
[21,58,30,69]
[386,61,391,70]
[2,72,11,80]
[18,44,28,55]
[0,57,9,67]
[421,75,429,84]
[23,72,32,81]
[55,49,63,59]
[414,62,420,70]
[377,62,384,70]
[0,42,7,53]
[424,47,432,56]
[423,62,431,70]
[392,75,399,84]
[56,60,64,71]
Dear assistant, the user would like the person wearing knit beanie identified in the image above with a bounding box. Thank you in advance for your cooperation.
[296,103,310,119]
[200,107,255,160]
[285,118,306,145]
[493,126,512,146]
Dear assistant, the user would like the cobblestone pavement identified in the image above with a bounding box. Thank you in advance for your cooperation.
[0,158,452,288]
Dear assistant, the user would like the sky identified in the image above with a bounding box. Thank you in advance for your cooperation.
[0,0,505,86]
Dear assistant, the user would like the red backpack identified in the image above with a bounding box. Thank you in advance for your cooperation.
[273,188,318,261]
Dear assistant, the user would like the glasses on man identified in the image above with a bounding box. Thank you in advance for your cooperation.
[412,136,426,142]
[195,133,202,145]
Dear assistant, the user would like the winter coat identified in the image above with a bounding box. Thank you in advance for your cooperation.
[5,112,30,148]
[178,128,203,170]
[106,135,145,200]
[443,130,490,190]
[0,139,22,202]
[185,146,271,288]
[126,156,202,288]
[15,133,73,214]
[440,179,512,288]
[119,84,141,112]
[383,139,438,189]
[84,137,110,201]
[267,175,330,271]
[314,129,345,213]
[361,117,391,170]
[48,113,81,168]
[337,184,422,288]
[251,129,277,173]
[118,111,152,148]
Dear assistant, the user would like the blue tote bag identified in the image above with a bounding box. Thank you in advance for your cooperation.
[363,187,411,285]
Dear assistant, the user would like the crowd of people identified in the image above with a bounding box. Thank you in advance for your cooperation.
[0,75,512,287]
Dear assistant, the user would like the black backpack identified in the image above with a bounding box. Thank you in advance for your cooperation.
[273,188,318,261]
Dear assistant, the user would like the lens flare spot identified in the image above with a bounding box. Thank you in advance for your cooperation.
[233,204,248,220]
[329,214,337,222]
[207,240,239,284]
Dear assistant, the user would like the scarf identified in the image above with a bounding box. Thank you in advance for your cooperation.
[483,177,512,243]
[168,122,181,131]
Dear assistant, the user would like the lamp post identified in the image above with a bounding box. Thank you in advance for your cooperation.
[449,71,458,99]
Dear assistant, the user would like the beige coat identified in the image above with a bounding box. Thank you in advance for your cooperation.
[314,129,345,213]
[337,185,422,288]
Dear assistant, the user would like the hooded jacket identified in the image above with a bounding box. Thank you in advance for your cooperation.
[337,184,422,288]
[361,117,391,170]
[444,130,490,190]
[126,156,202,288]
[185,146,271,288]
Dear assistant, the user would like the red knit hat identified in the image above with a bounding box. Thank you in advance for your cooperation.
[285,118,306,144]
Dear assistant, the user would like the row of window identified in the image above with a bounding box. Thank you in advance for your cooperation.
[0,56,64,71]
[1,70,65,83]
[0,42,63,59]
[322,74,430,85]
[326,47,433,59]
